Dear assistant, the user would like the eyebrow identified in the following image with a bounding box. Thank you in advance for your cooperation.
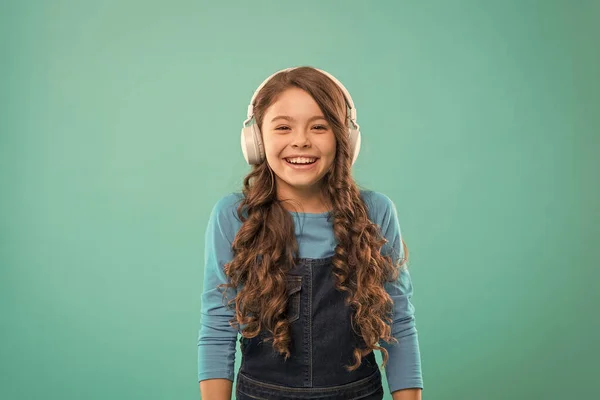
[270,115,326,123]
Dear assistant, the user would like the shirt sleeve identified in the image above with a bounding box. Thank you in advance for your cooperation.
[378,194,424,392]
[197,197,239,383]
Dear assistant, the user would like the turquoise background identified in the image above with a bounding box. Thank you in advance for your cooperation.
[1,0,598,399]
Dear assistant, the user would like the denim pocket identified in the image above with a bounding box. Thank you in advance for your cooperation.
[285,275,302,323]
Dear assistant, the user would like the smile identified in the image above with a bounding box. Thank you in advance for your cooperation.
[283,157,319,169]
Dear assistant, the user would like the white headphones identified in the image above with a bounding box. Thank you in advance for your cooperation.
[240,67,361,166]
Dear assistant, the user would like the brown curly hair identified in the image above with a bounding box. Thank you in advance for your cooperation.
[218,66,409,371]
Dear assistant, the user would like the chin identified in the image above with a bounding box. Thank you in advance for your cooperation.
[286,176,326,189]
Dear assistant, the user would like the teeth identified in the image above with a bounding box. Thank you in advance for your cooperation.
[286,157,316,164]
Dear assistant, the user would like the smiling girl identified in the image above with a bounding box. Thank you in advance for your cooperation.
[198,66,423,400]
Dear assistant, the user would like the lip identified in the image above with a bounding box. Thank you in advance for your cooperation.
[283,157,319,170]
[283,155,320,159]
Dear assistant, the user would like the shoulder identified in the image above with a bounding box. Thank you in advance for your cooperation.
[207,192,245,240]
[360,190,404,260]
[211,192,244,217]
[359,189,397,223]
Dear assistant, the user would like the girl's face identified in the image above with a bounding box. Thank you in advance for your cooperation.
[261,87,337,200]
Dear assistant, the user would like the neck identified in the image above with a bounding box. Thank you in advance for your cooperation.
[276,184,332,213]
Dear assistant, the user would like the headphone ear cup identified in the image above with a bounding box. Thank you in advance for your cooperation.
[251,124,265,163]
[348,122,361,166]
[241,127,251,164]
[241,123,265,165]
[241,126,255,164]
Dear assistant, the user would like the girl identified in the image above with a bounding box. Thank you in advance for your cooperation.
[198,66,423,400]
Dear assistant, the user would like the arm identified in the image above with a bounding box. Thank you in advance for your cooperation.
[377,194,424,394]
[197,196,241,399]
[392,388,422,400]
[200,379,233,400]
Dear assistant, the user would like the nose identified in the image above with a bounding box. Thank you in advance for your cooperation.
[290,129,311,148]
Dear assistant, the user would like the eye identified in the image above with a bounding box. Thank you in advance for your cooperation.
[274,125,327,131]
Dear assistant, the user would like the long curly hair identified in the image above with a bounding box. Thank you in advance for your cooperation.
[218,66,409,371]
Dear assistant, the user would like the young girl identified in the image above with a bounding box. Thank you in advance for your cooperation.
[198,66,423,400]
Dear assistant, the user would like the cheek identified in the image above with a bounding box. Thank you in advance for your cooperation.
[323,136,337,158]
[261,136,274,158]
[320,141,337,169]
[263,135,283,154]
[262,137,286,166]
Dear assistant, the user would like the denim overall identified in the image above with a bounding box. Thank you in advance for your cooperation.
[235,256,384,400]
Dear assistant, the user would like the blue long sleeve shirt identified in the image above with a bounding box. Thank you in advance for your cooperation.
[197,190,423,393]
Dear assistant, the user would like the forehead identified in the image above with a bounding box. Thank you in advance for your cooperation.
[265,87,322,117]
